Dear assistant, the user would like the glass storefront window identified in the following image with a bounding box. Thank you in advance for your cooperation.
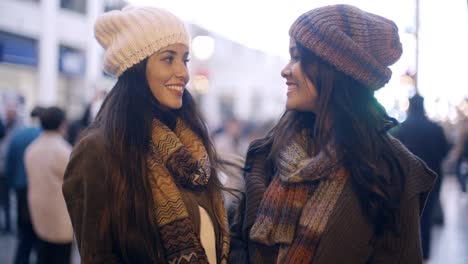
[0,31,38,66]
[59,45,85,76]
[60,0,86,14]
[104,0,126,12]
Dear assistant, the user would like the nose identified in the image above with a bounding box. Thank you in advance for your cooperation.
[281,62,291,78]
[175,61,189,83]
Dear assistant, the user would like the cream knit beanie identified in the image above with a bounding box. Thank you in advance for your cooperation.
[94,5,190,77]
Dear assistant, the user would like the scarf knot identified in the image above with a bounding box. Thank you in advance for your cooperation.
[151,119,211,188]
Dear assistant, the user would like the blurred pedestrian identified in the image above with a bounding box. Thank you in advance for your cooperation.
[5,106,44,264]
[0,117,7,234]
[230,5,435,263]
[25,106,72,264]
[392,94,449,260]
[214,117,244,155]
[66,104,91,146]
[66,90,106,146]
[62,5,228,263]
[0,105,23,234]
[0,117,5,140]
[217,153,245,223]
[453,118,468,193]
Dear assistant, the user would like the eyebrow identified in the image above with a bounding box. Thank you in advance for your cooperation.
[159,50,177,55]
[158,50,190,58]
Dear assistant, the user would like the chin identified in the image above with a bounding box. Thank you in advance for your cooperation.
[285,101,315,112]
[161,100,183,110]
[171,101,183,110]
[285,100,296,110]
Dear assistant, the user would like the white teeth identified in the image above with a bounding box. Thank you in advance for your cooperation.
[167,85,184,92]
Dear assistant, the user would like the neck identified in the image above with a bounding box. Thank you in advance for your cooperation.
[407,112,426,120]
[43,130,62,136]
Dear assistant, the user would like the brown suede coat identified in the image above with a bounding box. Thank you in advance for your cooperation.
[230,136,436,264]
[62,129,223,263]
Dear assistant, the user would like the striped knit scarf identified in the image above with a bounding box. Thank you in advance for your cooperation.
[250,133,348,264]
[147,118,229,264]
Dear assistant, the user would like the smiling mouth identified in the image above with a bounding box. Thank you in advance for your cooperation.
[287,83,298,93]
[166,85,184,92]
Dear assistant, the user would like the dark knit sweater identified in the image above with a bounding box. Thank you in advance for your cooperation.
[230,135,435,264]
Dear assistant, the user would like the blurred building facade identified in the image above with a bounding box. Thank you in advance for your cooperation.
[0,0,125,119]
[188,24,286,129]
[0,0,286,127]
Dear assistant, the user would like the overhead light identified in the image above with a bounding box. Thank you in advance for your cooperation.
[192,35,215,60]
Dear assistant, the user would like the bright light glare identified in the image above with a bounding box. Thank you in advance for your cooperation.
[192,36,215,60]
[192,74,210,94]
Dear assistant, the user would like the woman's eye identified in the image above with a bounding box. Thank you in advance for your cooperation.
[163,57,174,63]
[291,56,300,62]
[184,58,191,65]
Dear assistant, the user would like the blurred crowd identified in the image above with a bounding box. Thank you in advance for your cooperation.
[212,116,275,157]
[0,90,105,264]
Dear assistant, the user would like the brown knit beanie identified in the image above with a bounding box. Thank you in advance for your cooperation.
[290,4,402,89]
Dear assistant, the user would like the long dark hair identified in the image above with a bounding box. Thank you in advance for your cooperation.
[249,42,404,235]
[91,59,224,262]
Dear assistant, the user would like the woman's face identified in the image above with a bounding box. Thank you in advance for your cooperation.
[281,38,318,112]
[146,44,190,110]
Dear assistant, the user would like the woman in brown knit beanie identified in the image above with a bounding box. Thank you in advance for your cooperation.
[62,5,229,264]
[230,4,435,264]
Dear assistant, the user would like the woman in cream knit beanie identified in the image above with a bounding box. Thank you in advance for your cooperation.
[230,4,435,264]
[62,5,229,264]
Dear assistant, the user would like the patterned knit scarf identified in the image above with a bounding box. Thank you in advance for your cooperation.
[250,133,348,264]
[147,118,229,264]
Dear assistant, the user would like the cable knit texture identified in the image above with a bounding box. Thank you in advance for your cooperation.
[290,4,402,89]
[94,5,190,77]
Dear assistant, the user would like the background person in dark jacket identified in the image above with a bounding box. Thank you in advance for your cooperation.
[0,118,5,140]
[5,106,44,264]
[451,118,468,193]
[392,94,449,260]
[66,90,106,146]
[0,117,6,233]
[66,104,91,146]
[0,105,22,234]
